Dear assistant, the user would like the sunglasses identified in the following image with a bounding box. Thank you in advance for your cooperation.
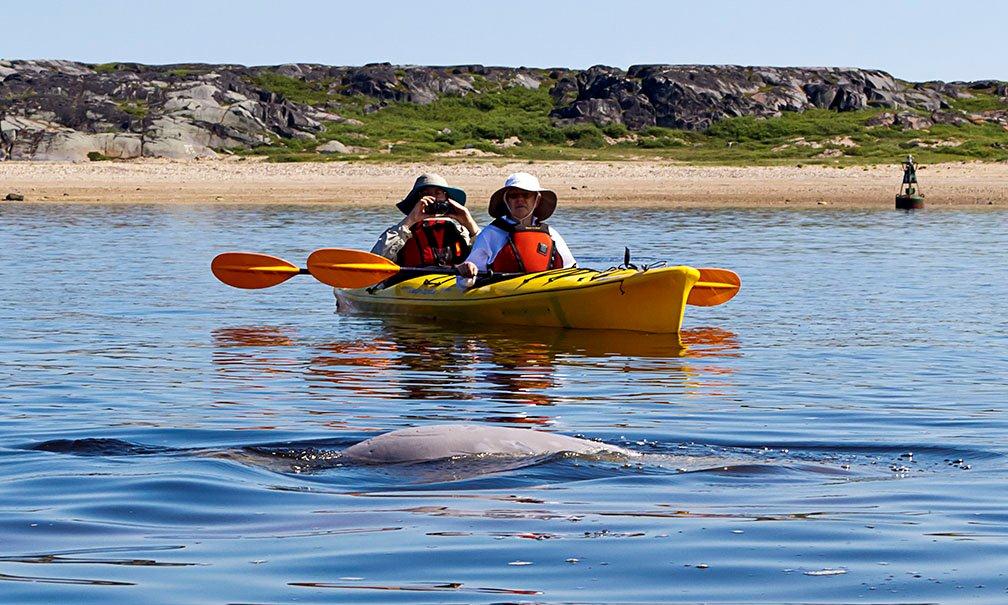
[504,190,539,203]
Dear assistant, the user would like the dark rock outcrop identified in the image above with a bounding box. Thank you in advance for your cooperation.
[0,59,999,160]
[0,60,328,160]
[549,65,948,130]
[930,110,970,127]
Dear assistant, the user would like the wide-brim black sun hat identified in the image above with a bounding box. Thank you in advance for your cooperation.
[396,173,467,214]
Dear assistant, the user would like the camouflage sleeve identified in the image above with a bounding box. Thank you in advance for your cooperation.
[370,220,413,260]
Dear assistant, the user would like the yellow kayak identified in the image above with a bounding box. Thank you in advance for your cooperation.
[335,266,701,333]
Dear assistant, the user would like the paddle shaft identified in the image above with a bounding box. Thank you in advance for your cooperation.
[276,265,513,284]
[391,267,519,279]
[371,267,527,285]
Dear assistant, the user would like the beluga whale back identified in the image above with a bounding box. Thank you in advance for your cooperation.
[341,423,638,464]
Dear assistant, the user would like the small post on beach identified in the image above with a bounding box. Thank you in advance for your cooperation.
[895,155,925,210]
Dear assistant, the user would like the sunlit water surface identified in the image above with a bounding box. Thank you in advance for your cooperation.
[1,203,1006,603]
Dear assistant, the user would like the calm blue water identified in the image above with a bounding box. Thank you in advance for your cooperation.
[1,203,1006,603]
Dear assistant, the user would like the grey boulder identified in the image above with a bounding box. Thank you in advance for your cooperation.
[316,140,350,154]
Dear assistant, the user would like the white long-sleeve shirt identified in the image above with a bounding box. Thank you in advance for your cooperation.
[464,218,577,273]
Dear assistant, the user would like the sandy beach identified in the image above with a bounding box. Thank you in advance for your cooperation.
[2,159,1006,208]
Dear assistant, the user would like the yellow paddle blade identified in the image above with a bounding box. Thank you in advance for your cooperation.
[687,268,741,307]
[211,252,303,289]
[307,248,402,289]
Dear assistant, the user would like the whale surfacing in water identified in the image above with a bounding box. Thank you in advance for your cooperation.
[341,423,637,464]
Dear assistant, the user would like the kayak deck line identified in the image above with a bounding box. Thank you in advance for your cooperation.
[388,266,627,294]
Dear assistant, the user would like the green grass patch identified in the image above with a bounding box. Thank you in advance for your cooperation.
[167,68,208,79]
[561,124,606,148]
[93,63,121,74]
[637,129,689,148]
[706,109,880,141]
[303,83,582,158]
[948,92,1007,113]
[117,101,148,119]
[246,71,334,105]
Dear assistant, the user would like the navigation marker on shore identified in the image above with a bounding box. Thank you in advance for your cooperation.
[896,155,925,210]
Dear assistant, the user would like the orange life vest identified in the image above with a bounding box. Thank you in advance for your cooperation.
[487,218,564,273]
[397,217,470,268]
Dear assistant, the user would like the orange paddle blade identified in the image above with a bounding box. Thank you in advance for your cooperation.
[211,252,303,289]
[306,248,401,289]
[687,268,741,307]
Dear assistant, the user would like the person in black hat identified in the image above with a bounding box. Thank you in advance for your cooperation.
[371,173,480,267]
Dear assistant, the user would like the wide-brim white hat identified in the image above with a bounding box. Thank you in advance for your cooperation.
[488,172,558,221]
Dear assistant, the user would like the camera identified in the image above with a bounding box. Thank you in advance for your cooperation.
[425,200,452,215]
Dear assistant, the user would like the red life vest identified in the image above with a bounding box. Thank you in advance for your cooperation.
[487,218,564,273]
[397,217,471,268]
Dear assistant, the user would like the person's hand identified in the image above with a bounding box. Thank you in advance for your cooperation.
[444,198,469,218]
[456,261,477,279]
[405,196,435,227]
[444,199,479,235]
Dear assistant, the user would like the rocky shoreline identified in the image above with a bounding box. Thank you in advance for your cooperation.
[1,60,1006,162]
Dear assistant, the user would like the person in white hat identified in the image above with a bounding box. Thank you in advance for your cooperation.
[456,172,576,281]
[371,173,480,267]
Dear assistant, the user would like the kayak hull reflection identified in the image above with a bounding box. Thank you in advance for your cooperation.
[335,266,700,333]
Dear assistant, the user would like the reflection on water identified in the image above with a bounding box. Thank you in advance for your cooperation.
[210,320,740,417]
[0,572,136,586]
[212,326,297,348]
[0,545,196,568]
[287,580,542,596]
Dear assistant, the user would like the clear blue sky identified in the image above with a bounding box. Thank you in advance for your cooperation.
[5,0,1005,82]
